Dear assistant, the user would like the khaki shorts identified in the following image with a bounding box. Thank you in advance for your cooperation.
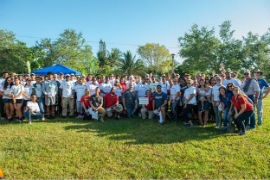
[45,96,57,106]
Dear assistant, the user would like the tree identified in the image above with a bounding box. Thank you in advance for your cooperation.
[217,20,244,72]
[242,31,270,72]
[137,43,171,74]
[117,51,145,75]
[0,29,30,73]
[34,29,95,75]
[178,24,220,74]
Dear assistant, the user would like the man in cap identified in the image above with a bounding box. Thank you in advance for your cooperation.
[241,69,259,129]
[42,72,58,118]
[253,69,270,125]
[153,84,168,124]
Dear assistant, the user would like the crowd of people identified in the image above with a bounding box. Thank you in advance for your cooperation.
[0,68,269,135]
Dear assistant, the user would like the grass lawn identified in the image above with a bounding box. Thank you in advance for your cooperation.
[1,97,270,179]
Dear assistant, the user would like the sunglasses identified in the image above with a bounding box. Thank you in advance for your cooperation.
[244,73,249,75]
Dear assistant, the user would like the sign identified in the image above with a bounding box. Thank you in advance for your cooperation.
[139,97,149,105]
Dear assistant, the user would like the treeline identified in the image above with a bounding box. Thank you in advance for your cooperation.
[0,20,269,79]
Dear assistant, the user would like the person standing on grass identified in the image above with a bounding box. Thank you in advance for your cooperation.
[11,77,25,122]
[22,79,32,113]
[90,87,106,122]
[169,78,181,121]
[24,94,42,124]
[211,77,224,129]
[231,86,255,135]
[32,76,45,121]
[42,72,58,119]
[122,83,138,118]
[197,79,209,127]
[0,77,14,121]
[153,84,168,125]
[0,72,9,120]
[60,74,75,118]
[74,77,87,118]
[253,69,270,126]
[183,79,197,128]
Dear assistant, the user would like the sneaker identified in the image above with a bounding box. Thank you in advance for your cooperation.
[188,124,194,128]
[29,121,32,124]
[42,117,45,121]
[214,126,219,129]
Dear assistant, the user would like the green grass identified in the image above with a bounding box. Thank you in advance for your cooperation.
[1,97,270,179]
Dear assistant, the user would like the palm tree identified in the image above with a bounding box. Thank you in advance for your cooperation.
[118,51,145,75]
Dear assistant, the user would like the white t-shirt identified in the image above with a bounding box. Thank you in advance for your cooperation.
[184,86,197,105]
[74,84,86,101]
[11,84,24,99]
[212,84,223,101]
[170,84,180,100]
[1,86,13,99]
[99,82,112,96]
[26,101,40,113]
[23,85,33,100]
[149,82,159,93]
[60,80,74,98]
[159,81,170,94]
[222,78,240,87]
[87,83,98,96]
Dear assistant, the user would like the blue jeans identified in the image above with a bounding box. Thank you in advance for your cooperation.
[223,107,231,127]
[24,109,41,121]
[256,99,263,125]
[213,104,222,127]
[126,105,135,118]
[236,110,254,133]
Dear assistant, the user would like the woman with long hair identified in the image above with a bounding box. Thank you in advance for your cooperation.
[1,77,14,121]
[11,77,25,122]
[231,86,255,135]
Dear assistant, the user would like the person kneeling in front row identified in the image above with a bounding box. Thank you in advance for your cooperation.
[104,87,123,119]
[24,94,44,124]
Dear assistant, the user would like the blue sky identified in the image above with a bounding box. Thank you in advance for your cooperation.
[1,0,269,62]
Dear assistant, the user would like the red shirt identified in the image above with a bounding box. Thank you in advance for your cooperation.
[120,82,127,93]
[231,95,254,112]
[144,95,153,111]
[104,93,119,108]
[80,95,90,108]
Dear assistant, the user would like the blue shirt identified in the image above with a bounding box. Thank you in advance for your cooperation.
[257,78,269,98]
[153,92,167,108]
[219,92,232,108]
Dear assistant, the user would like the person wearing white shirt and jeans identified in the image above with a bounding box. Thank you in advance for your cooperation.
[24,94,42,124]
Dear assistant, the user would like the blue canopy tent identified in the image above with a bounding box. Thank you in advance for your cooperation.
[31,64,82,75]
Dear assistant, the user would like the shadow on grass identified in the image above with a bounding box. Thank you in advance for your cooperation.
[64,117,230,144]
